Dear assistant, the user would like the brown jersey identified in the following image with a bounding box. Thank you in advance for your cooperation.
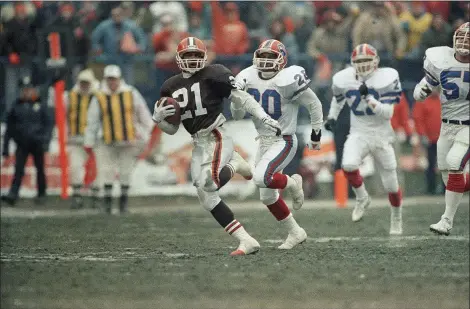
[160,64,236,135]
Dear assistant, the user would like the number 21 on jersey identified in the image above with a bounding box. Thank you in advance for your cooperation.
[172,82,207,120]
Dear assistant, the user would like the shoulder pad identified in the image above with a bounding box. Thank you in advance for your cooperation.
[276,65,311,100]
[205,64,233,78]
[235,66,257,90]
[369,68,400,90]
[425,46,454,70]
[332,67,355,90]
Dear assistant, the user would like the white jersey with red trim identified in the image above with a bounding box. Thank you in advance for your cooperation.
[235,65,311,136]
[424,46,470,121]
[329,67,402,138]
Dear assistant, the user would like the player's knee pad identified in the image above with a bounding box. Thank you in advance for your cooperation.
[343,169,363,188]
[446,142,470,171]
[379,169,399,193]
[196,188,221,211]
[259,188,279,206]
[446,172,465,193]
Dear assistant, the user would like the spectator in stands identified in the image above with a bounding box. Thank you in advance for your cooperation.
[76,1,99,35]
[152,14,188,94]
[418,13,452,56]
[3,2,37,111]
[413,93,442,195]
[149,1,188,33]
[352,2,407,59]
[293,14,314,53]
[307,10,356,75]
[269,2,315,32]
[211,2,249,56]
[91,6,146,85]
[265,19,298,60]
[2,77,53,206]
[399,2,432,53]
[43,2,89,70]
[188,11,211,41]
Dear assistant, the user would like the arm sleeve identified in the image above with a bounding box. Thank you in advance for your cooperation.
[230,88,268,120]
[210,65,237,98]
[84,97,101,147]
[41,102,54,143]
[294,88,323,132]
[413,77,437,101]
[132,89,153,135]
[327,84,346,120]
[230,71,248,120]
[423,54,441,87]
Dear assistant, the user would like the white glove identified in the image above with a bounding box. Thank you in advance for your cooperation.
[261,117,281,136]
[414,83,432,101]
[152,99,176,123]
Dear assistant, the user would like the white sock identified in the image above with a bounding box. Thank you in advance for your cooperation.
[352,183,368,199]
[230,224,251,241]
[391,206,402,218]
[279,213,300,232]
[443,190,463,222]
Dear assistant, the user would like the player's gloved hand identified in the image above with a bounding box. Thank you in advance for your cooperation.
[359,83,369,98]
[152,99,176,123]
[307,129,321,150]
[262,117,281,136]
[324,118,336,132]
[415,84,432,101]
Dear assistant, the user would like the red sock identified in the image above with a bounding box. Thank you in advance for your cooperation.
[343,169,363,188]
[447,173,465,193]
[267,173,288,189]
[267,198,291,221]
[464,173,470,192]
[388,189,402,207]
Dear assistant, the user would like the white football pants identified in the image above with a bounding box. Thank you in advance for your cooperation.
[342,133,399,193]
[68,144,89,186]
[191,126,233,211]
[254,135,298,205]
[437,123,469,184]
[96,144,140,186]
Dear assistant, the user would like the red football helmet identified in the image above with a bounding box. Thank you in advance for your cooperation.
[253,39,288,72]
[351,43,380,78]
[176,37,207,73]
[454,22,469,56]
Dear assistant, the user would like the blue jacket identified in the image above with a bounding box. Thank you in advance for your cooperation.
[91,19,147,56]
[3,99,53,152]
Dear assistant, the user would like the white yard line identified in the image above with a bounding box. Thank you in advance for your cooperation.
[264,235,469,243]
[2,196,467,219]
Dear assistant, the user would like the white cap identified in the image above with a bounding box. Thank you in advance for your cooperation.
[77,69,96,83]
[103,65,122,78]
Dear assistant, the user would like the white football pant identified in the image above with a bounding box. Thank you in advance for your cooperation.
[254,135,298,205]
[68,144,99,187]
[191,126,233,211]
[342,133,399,193]
[96,144,140,186]
[437,123,469,184]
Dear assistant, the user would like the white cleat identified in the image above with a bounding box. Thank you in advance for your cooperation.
[229,151,253,180]
[289,174,304,210]
[430,216,452,236]
[389,208,403,235]
[352,195,371,222]
[230,237,260,256]
[278,228,307,250]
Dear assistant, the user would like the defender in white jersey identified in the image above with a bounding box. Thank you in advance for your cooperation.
[325,44,403,235]
[414,22,470,235]
[231,39,323,249]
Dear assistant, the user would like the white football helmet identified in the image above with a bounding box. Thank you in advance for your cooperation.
[453,22,470,56]
[351,43,380,79]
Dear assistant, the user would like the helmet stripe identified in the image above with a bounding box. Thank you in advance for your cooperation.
[189,37,195,46]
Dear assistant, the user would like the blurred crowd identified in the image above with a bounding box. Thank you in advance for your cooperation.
[1,1,469,198]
